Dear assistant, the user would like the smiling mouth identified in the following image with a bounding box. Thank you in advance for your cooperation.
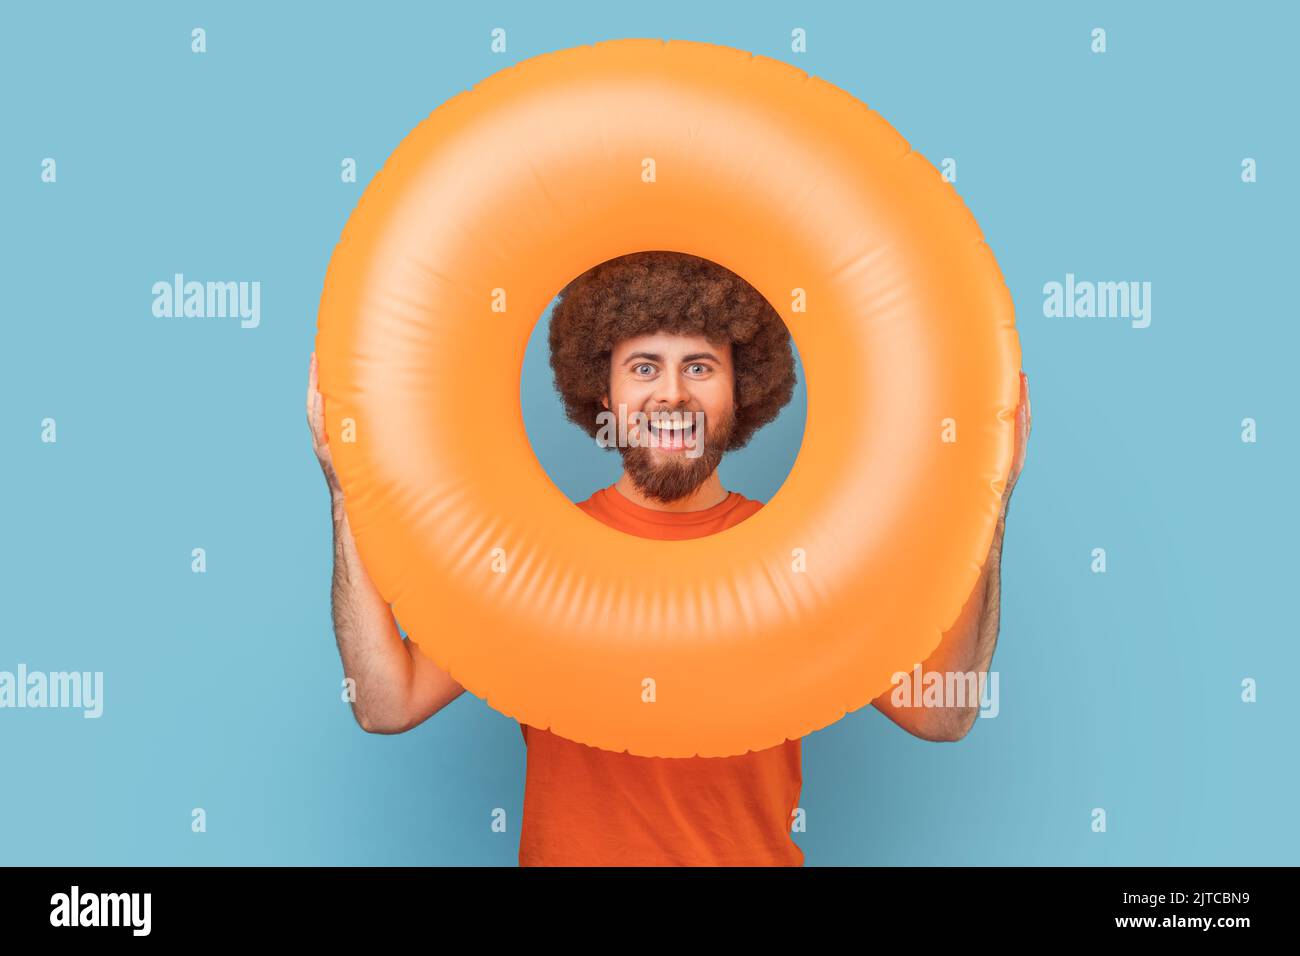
[646,415,698,449]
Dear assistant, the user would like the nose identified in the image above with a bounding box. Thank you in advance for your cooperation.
[653,366,690,408]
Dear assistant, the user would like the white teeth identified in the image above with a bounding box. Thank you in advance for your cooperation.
[648,416,695,431]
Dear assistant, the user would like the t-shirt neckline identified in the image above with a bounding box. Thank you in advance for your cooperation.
[601,483,744,526]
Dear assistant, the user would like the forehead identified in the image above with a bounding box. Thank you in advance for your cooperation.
[611,332,732,361]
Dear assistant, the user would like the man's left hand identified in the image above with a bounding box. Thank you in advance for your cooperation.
[999,370,1032,523]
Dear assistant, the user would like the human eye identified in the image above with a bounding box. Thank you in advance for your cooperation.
[633,363,656,376]
[686,362,710,375]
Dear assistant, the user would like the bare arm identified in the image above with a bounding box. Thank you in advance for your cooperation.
[308,352,465,733]
[872,517,1004,741]
[873,371,1031,742]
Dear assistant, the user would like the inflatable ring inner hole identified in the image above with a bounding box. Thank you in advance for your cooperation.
[519,249,808,519]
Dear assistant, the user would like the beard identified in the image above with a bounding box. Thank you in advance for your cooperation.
[619,406,736,504]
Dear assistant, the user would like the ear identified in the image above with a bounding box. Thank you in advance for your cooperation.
[601,393,609,410]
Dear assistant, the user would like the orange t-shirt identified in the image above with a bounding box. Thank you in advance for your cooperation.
[517,483,804,867]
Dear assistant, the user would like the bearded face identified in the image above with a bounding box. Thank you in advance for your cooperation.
[598,332,737,504]
[618,404,736,504]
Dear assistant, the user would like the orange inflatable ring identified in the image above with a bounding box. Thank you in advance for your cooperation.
[315,38,1020,758]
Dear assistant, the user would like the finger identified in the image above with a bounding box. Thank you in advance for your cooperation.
[307,353,329,433]
[312,390,328,445]
[1013,371,1024,442]
[307,380,320,433]
[1022,371,1031,425]
[306,352,319,418]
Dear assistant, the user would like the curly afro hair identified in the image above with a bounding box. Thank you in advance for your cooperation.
[548,250,796,452]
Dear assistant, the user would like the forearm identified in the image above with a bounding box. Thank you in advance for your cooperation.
[873,515,1005,740]
[939,514,1004,678]
[330,496,414,732]
[967,518,1004,678]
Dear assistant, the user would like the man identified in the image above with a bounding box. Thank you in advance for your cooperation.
[306,251,1031,867]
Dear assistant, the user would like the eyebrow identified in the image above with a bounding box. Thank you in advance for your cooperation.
[621,351,722,366]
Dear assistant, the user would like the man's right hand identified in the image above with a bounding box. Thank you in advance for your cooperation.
[306,351,344,502]
[308,350,467,733]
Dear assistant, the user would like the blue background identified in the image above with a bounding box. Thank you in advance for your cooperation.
[1,1,1295,865]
